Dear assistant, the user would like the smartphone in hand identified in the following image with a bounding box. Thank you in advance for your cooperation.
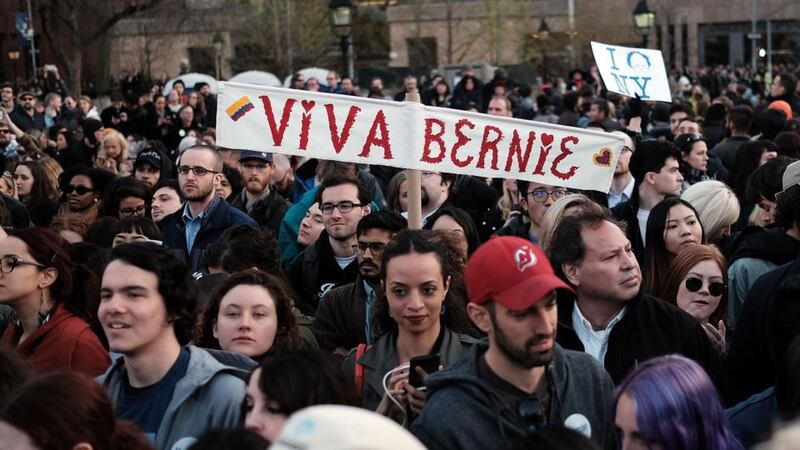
[408,353,440,389]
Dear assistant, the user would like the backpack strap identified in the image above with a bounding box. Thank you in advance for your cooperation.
[354,343,369,395]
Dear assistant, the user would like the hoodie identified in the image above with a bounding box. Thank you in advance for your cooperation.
[410,340,613,450]
[99,345,247,450]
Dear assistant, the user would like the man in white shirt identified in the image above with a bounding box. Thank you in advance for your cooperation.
[607,131,635,209]
[548,208,725,386]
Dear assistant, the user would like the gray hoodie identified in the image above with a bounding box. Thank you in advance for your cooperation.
[410,340,614,449]
[98,345,247,450]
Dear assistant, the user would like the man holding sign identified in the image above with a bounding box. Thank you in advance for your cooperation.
[216,83,624,195]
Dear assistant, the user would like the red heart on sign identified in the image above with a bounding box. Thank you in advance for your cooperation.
[593,148,612,166]
[301,100,315,113]
[541,133,554,147]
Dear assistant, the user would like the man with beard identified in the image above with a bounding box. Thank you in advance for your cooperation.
[607,131,635,208]
[288,175,372,314]
[230,150,290,234]
[548,208,724,389]
[9,91,45,132]
[411,237,613,449]
[410,170,454,224]
[312,210,407,353]
[160,145,257,274]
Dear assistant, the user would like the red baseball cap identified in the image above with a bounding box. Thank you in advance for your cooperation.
[465,236,574,310]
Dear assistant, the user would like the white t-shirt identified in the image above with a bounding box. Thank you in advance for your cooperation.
[334,254,357,270]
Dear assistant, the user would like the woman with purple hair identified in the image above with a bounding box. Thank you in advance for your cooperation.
[613,355,743,450]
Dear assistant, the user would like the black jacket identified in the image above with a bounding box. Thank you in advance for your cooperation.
[9,105,45,132]
[4,195,32,229]
[229,188,290,235]
[312,276,369,352]
[410,340,614,449]
[556,291,726,392]
[726,257,800,405]
[287,230,359,315]
[160,195,258,274]
[611,195,646,265]
[711,136,751,170]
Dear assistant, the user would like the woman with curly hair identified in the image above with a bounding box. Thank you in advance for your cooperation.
[195,269,303,361]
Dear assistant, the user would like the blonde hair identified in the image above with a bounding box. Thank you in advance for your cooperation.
[496,181,518,221]
[95,130,129,175]
[37,157,63,199]
[539,193,606,253]
[0,171,17,199]
[681,180,740,244]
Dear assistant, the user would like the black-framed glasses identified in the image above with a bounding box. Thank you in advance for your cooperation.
[320,201,362,215]
[119,205,147,217]
[517,397,544,432]
[0,256,45,273]
[178,166,218,176]
[527,189,568,204]
[352,242,387,256]
[684,277,726,297]
[65,185,95,195]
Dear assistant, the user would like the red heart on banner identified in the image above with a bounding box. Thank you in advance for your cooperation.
[593,148,612,167]
[301,100,315,113]
[541,133,554,147]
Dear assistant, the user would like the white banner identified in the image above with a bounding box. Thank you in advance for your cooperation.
[591,41,672,103]
[216,83,625,192]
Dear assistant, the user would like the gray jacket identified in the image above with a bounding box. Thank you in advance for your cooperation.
[98,345,247,450]
[411,340,614,449]
[342,327,477,411]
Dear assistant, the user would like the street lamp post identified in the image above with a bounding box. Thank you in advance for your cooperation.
[329,0,355,80]
[633,0,656,48]
[212,33,224,80]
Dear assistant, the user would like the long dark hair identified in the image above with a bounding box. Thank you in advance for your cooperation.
[728,140,777,200]
[644,197,705,295]
[17,160,53,207]
[253,350,357,416]
[7,227,102,337]
[195,269,302,358]
[423,204,480,256]
[372,229,471,338]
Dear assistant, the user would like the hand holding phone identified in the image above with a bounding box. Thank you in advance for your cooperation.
[408,353,440,389]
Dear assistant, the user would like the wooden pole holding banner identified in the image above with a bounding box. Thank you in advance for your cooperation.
[405,90,423,230]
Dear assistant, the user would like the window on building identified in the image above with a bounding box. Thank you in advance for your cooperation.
[704,34,729,66]
[681,23,689,67]
[407,37,438,70]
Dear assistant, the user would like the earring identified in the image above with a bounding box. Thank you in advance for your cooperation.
[440,304,446,316]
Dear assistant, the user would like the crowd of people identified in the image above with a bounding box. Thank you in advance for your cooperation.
[0,60,800,450]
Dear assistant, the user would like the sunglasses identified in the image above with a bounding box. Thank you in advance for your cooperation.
[684,277,726,297]
[65,185,95,195]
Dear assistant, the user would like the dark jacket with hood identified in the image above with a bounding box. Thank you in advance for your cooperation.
[726,226,800,325]
[410,340,614,449]
[556,291,726,393]
[160,194,257,274]
[287,230,359,315]
[726,256,800,405]
[230,187,290,234]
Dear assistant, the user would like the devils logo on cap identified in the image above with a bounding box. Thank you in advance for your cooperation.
[514,246,537,272]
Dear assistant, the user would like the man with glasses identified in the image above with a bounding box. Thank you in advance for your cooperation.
[411,237,613,449]
[607,131,635,208]
[496,180,567,244]
[313,210,407,354]
[230,150,289,233]
[288,175,371,314]
[414,169,454,223]
[160,145,256,274]
[9,91,45,133]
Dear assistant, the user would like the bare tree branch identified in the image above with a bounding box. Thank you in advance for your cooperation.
[80,0,166,47]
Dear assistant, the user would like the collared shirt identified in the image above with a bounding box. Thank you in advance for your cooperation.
[363,280,377,345]
[607,177,635,209]
[241,188,271,214]
[571,302,627,364]
[182,201,210,252]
